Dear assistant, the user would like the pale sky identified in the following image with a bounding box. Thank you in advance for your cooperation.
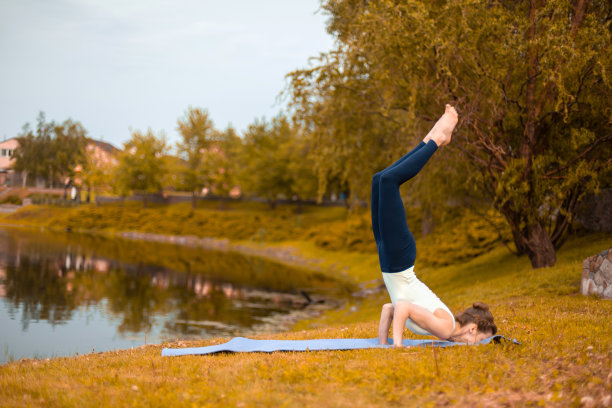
[0,0,334,149]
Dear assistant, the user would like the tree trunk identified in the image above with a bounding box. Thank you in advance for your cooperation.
[523,222,557,268]
[21,172,27,188]
[500,205,529,256]
[509,223,529,256]
[143,195,148,209]
[191,191,197,209]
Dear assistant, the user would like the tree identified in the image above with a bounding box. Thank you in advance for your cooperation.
[162,154,189,194]
[52,120,87,191]
[176,107,216,208]
[287,0,611,268]
[286,128,319,212]
[114,129,167,208]
[79,143,116,203]
[239,116,293,208]
[13,112,87,188]
[201,125,242,207]
[12,124,43,188]
[238,115,319,210]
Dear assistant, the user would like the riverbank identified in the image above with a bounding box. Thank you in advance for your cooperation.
[2,200,511,267]
[0,204,611,406]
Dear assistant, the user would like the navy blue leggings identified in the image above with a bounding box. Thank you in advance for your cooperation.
[371,140,438,272]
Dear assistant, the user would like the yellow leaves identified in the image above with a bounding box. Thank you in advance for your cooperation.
[116,129,167,196]
[494,157,530,211]
[569,127,596,151]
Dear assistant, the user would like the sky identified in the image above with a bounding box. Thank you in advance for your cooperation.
[0,0,335,149]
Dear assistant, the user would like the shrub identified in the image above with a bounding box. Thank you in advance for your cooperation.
[0,195,22,205]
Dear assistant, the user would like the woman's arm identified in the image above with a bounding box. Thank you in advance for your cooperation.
[378,303,394,345]
[392,301,454,346]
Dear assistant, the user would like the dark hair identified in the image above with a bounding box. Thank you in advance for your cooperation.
[455,302,497,335]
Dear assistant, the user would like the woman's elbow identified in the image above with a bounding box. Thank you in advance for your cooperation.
[440,328,454,340]
[395,301,411,313]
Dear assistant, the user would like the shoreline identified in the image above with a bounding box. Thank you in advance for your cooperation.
[0,221,327,273]
[0,221,370,290]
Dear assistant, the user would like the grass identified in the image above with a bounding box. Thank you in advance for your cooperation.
[0,204,610,407]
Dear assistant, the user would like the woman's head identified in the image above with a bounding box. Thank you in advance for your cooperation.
[452,302,497,343]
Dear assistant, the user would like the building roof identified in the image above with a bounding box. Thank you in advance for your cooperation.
[87,139,121,155]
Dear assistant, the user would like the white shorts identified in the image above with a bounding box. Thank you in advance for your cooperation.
[382,266,455,336]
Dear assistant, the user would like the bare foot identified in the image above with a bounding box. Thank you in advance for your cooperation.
[429,104,458,147]
[422,106,448,143]
[422,122,438,144]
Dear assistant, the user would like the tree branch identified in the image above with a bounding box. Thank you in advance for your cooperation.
[544,134,612,177]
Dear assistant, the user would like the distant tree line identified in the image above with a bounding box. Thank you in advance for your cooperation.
[11,108,321,210]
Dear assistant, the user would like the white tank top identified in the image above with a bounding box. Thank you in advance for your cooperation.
[382,265,455,336]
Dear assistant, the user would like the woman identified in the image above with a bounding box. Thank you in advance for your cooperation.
[372,105,497,346]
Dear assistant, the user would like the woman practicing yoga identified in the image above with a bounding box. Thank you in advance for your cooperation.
[373,104,497,346]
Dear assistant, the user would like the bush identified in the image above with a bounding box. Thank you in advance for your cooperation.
[0,195,22,205]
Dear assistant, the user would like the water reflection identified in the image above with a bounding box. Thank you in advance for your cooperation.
[0,227,347,363]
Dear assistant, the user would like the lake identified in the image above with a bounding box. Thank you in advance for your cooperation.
[0,226,348,363]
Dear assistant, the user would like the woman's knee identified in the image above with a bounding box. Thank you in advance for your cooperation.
[372,172,383,186]
[378,172,397,187]
[382,303,394,312]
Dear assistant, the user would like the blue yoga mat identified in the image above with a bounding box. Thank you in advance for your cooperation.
[161,335,517,356]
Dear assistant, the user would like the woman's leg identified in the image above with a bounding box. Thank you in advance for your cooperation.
[373,104,458,272]
[371,141,426,248]
[376,140,439,272]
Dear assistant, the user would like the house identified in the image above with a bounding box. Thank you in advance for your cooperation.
[85,139,120,167]
[72,140,121,195]
[73,140,121,175]
[0,138,19,186]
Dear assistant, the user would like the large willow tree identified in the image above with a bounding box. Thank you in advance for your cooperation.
[287,0,611,268]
